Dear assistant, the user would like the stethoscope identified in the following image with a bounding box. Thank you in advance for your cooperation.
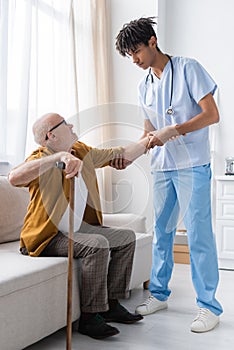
[144,54,174,115]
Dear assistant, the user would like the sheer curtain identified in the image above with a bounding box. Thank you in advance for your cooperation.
[0,0,111,173]
[0,0,76,166]
[73,0,113,212]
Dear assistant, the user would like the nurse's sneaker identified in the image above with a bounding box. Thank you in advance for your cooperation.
[191,308,220,333]
[135,295,168,316]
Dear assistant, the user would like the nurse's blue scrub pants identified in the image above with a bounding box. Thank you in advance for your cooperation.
[149,164,223,316]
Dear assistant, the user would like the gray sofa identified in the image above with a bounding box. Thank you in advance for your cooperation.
[0,176,152,350]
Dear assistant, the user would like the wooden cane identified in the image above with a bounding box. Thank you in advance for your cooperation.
[67,175,74,350]
[56,162,74,350]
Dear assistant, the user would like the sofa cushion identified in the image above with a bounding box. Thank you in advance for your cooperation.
[0,176,29,243]
[0,241,81,298]
[0,241,81,350]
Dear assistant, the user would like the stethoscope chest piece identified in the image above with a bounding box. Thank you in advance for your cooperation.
[166,106,174,115]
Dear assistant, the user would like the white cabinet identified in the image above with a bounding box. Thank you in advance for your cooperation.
[216,176,234,269]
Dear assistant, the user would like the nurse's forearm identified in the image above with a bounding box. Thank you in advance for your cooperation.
[175,93,219,135]
[175,112,218,135]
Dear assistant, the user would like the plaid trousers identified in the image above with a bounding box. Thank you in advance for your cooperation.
[40,222,136,313]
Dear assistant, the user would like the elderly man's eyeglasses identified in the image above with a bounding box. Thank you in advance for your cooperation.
[45,120,67,140]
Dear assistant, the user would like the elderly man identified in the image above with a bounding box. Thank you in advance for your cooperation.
[8,112,148,340]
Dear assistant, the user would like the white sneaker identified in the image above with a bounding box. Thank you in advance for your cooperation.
[135,295,168,316]
[191,308,220,333]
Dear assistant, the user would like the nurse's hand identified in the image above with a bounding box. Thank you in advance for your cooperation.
[147,125,180,148]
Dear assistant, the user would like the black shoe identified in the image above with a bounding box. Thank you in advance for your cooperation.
[100,303,144,324]
[78,314,120,339]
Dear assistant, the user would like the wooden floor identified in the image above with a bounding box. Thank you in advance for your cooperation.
[26,264,234,350]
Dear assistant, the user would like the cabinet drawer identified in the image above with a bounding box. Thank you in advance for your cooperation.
[216,180,234,200]
[216,200,234,219]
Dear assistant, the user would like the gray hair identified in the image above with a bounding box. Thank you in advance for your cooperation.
[32,113,55,145]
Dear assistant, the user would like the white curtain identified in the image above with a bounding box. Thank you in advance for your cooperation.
[0,0,110,168]
[0,0,77,165]
[73,0,113,212]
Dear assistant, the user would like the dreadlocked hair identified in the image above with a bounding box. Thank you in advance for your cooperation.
[116,17,158,57]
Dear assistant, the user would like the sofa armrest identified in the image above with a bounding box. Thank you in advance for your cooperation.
[103,213,147,233]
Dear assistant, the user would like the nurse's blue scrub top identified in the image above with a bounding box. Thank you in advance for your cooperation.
[138,56,217,171]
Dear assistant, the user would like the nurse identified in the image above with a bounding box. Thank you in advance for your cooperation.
[116,17,223,333]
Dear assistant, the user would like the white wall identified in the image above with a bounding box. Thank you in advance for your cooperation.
[108,0,158,104]
[157,0,234,177]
